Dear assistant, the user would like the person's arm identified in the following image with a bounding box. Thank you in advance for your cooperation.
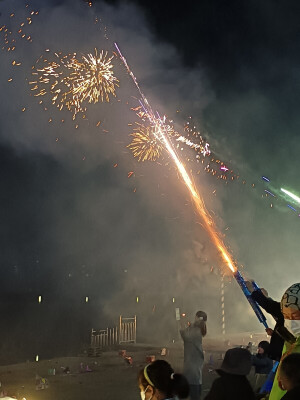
[251,355,272,369]
[251,290,282,320]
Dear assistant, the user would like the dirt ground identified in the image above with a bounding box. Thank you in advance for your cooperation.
[0,333,266,400]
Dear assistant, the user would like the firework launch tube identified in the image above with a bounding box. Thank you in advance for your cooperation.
[233,270,269,329]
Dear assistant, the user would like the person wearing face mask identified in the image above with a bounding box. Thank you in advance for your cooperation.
[180,310,207,400]
[138,359,189,400]
[269,283,300,400]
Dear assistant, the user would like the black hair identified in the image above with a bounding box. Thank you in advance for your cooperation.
[281,353,300,387]
[258,341,270,356]
[138,360,189,399]
[195,311,207,336]
[196,310,207,321]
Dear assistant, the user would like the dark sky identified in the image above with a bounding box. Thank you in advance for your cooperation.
[0,0,300,360]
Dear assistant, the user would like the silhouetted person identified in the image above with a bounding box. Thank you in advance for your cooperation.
[138,359,189,400]
[204,348,255,400]
[180,310,207,400]
[278,353,300,400]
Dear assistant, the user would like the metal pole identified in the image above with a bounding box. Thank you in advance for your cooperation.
[221,275,226,336]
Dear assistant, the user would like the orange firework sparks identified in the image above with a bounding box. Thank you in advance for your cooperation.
[158,120,236,273]
[30,49,119,119]
[116,42,236,274]
[0,5,37,52]
[127,122,164,162]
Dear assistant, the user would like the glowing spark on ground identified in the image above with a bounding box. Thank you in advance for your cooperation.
[281,188,300,204]
[116,43,236,273]
[30,49,119,118]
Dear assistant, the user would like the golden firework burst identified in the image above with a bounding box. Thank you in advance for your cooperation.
[128,123,164,162]
[30,49,119,118]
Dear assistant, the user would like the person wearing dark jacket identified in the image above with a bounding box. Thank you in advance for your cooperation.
[204,348,255,400]
[252,341,273,374]
[251,340,274,391]
[278,353,300,400]
[246,282,284,361]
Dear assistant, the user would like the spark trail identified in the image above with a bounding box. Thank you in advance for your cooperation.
[115,42,236,273]
[281,188,300,205]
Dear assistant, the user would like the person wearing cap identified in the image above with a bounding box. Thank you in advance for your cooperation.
[251,340,273,392]
[180,310,207,400]
[204,347,255,400]
[269,283,300,400]
[138,359,189,400]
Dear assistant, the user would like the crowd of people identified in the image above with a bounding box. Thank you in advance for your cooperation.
[138,282,300,400]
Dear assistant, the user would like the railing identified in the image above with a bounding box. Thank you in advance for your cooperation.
[89,315,136,355]
[91,327,118,347]
[119,315,136,344]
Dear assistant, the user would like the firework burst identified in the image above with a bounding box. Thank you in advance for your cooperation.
[128,123,164,162]
[30,49,119,119]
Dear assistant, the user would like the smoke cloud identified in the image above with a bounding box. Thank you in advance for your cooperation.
[0,0,299,359]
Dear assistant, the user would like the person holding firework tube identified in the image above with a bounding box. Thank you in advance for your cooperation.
[268,283,300,400]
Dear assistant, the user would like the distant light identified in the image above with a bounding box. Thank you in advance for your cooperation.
[262,176,270,182]
[85,296,89,303]
[35,355,39,362]
[172,297,175,303]
[38,295,42,303]
[287,204,297,212]
[281,188,300,204]
[136,296,139,303]
[264,189,275,197]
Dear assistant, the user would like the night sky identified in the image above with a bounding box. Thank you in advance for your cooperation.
[0,0,300,362]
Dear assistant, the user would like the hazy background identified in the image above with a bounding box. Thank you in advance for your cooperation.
[0,0,299,363]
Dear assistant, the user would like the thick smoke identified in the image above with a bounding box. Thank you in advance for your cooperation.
[0,0,298,360]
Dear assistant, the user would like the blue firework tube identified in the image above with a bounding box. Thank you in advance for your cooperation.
[233,270,269,329]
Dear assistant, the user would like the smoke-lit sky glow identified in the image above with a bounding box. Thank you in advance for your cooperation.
[1,0,300,358]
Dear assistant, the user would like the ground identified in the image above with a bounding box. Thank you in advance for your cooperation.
[0,333,267,400]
